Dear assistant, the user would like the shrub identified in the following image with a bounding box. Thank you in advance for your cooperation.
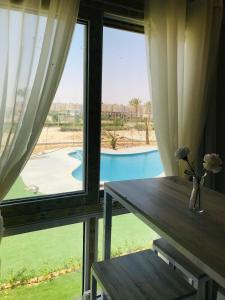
[102,125,127,131]
[112,118,124,127]
[104,131,120,150]
[0,256,82,288]
[133,124,145,130]
[60,125,83,132]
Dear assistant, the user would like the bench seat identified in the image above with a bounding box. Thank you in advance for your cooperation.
[91,250,196,300]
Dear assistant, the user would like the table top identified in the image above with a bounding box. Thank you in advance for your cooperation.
[104,176,225,288]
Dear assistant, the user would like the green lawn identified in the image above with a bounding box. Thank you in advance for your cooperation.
[0,223,83,282]
[101,214,158,256]
[4,177,42,200]
[1,153,159,299]
[0,271,82,300]
[0,214,159,299]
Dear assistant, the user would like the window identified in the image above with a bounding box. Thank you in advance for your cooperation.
[95,26,162,267]
[1,3,157,299]
[1,9,103,298]
[99,26,163,185]
[4,23,86,200]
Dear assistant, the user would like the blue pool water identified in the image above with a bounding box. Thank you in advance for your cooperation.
[70,150,163,182]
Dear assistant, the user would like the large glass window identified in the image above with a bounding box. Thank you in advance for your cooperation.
[95,26,162,263]
[98,26,163,185]
[4,23,86,200]
[1,14,163,300]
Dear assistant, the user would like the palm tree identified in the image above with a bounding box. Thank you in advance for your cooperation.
[144,101,152,145]
[145,101,152,120]
[144,117,150,145]
[129,98,141,128]
[129,98,142,119]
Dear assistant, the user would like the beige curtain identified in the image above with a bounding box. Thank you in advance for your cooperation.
[144,0,223,176]
[0,0,80,242]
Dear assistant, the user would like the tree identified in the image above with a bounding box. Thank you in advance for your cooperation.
[144,117,150,145]
[144,101,152,145]
[129,98,141,127]
[145,101,152,120]
[129,98,142,119]
[51,112,59,124]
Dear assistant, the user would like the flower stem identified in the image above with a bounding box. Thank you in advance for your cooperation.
[186,159,197,178]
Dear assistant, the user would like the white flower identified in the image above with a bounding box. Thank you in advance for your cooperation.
[175,147,190,160]
[203,153,222,174]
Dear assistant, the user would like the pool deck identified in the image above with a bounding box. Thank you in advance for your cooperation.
[21,147,83,194]
[21,146,163,195]
[101,145,158,154]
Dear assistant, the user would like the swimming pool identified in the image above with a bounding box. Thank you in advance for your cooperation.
[70,149,163,182]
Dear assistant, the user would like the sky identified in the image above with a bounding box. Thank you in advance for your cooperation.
[54,24,151,105]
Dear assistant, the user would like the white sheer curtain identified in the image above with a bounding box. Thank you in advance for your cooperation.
[144,0,223,176]
[0,0,80,242]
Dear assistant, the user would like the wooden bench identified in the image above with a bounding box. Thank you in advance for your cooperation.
[91,250,196,300]
[153,238,213,299]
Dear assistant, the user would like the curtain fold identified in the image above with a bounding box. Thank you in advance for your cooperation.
[144,0,223,176]
[0,0,80,242]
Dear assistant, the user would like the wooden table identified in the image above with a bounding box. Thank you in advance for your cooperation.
[103,176,225,291]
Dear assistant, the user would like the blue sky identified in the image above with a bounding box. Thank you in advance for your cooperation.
[54,24,150,105]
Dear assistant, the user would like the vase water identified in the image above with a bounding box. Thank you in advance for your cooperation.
[189,176,205,213]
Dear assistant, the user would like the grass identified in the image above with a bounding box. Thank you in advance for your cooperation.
[4,177,42,200]
[1,168,158,299]
[104,214,158,255]
[0,214,159,299]
[0,271,82,300]
[0,223,83,281]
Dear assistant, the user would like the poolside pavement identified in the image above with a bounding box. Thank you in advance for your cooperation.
[21,146,164,195]
[21,147,82,194]
[101,145,158,154]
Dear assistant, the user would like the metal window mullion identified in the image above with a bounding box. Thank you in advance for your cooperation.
[83,217,99,296]
[82,6,103,298]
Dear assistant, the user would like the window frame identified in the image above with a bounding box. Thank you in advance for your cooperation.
[1,2,145,237]
[0,3,146,297]
[1,7,103,236]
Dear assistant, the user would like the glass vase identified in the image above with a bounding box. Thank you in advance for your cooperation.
[189,176,205,213]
